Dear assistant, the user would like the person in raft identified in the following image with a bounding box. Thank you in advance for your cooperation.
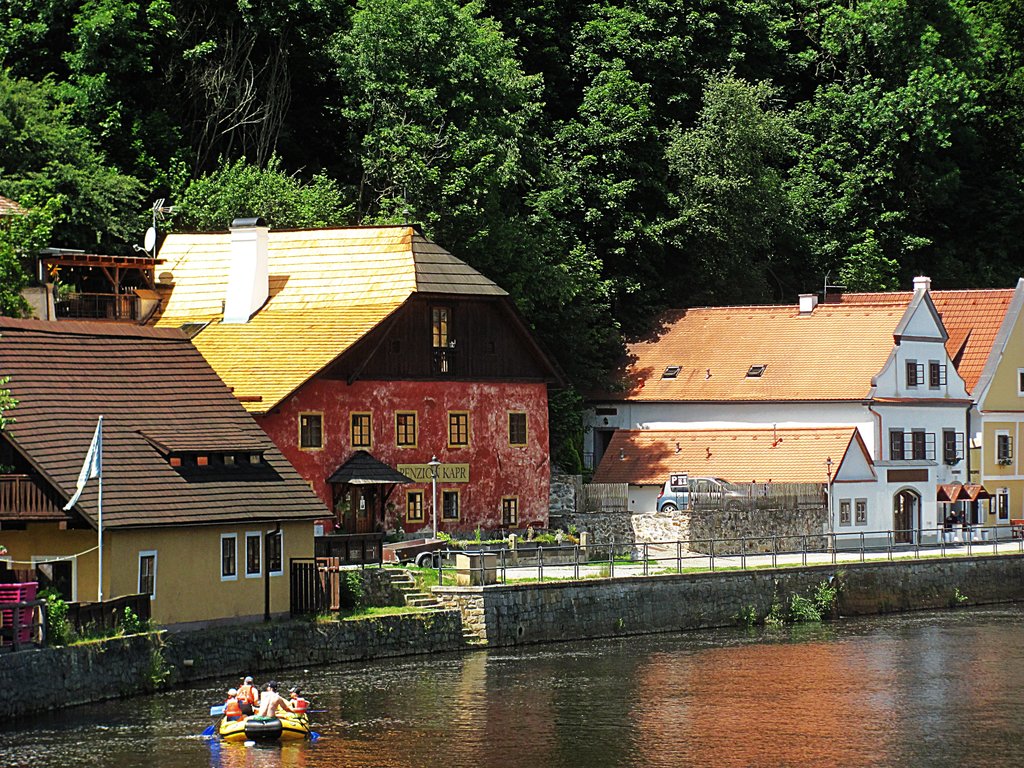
[257,681,296,718]
[237,676,259,716]
[288,687,309,715]
[223,688,244,721]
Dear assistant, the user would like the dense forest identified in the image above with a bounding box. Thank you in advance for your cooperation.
[1,0,1023,464]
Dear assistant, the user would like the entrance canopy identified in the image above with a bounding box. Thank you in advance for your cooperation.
[936,483,992,503]
[328,450,413,485]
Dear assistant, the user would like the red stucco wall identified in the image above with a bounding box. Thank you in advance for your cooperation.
[257,378,551,533]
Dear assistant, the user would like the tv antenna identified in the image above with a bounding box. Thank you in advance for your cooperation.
[822,271,846,304]
[134,198,176,257]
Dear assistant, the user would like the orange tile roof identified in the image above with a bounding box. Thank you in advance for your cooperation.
[836,289,1015,392]
[614,303,903,402]
[592,427,860,485]
[153,226,505,412]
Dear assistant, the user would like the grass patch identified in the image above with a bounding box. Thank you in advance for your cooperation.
[338,606,426,621]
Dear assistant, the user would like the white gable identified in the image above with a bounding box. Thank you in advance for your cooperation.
[834,432,876,482]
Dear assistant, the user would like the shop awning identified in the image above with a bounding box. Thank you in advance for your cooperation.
[937,483,992,502]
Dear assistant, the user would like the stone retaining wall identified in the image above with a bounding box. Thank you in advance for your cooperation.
[434,555,1024,647]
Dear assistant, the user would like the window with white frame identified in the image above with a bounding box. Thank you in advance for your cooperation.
[220,534,237,581]
[267,530,283,576]
[245,532,262,577]
[997,432,1013,465]
[138,551,157,598]
[855,499,868,526]
[928,361,947,389]
[1018,369,1024,396]
[839,499,852,526]
[997,489,1010,521]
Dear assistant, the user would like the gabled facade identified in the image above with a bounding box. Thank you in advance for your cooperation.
[0,318,326,626]
[152,222,562,535]
[587,277,973,543]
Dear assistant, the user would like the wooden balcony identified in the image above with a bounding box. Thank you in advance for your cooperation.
[0,474,67,521]
[55,292,140,321]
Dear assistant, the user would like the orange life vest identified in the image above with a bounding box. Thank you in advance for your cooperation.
[224,697,243,719]
[292,696,308,714]
[237,684,258,706]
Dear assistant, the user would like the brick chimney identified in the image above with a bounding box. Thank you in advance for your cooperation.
[223,217,269,324]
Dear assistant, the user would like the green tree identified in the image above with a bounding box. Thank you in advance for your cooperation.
[0,196,58,317]
[331,0,542,263]
[665,73,802,304]
[0,71,144,249]
[172,155,351,230]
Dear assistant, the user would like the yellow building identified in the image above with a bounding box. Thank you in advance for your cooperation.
[0,318,326,627]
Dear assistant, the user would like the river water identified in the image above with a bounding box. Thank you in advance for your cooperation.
[2,605,1023,768]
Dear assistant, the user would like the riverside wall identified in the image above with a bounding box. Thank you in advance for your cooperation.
[4,556,1024,719]
[434,555,1024,646]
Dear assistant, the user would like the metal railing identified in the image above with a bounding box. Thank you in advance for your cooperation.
[428,524,1024,586]
[56,292,140,321]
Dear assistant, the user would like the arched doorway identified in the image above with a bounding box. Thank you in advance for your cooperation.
[893,489,920,544]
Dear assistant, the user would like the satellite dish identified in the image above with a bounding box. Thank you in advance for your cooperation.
[143,227,157,253]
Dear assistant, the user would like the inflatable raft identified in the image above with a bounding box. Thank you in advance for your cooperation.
[217,713,312,742]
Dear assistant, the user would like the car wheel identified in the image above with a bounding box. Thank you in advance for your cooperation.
[661,503,677,513]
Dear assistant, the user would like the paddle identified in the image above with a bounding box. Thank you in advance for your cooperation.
[209,705,225,717]
[201,724,216,737]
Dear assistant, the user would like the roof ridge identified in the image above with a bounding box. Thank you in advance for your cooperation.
[0,317,186,340]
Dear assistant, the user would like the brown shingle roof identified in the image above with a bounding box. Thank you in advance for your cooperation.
[592,427,862,485]
[0,196,27,217]
[613,303,902,402]
[835,289,1015,393]
[0,318,326,529]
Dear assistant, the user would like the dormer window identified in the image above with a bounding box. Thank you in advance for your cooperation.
[746,365,767,378]
[662,366,680,379]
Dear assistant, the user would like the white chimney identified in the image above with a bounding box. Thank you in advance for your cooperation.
[223,217,269,323]
[798,293,819,314]
[913,275,932,294]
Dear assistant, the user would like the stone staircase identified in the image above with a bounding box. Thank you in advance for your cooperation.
[386,569,487,646]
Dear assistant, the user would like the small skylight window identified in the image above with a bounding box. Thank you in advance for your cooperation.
[746,365,767,378]
[662,366,681,379]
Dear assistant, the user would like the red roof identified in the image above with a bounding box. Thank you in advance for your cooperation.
[610,303,901,402]
[592,427,862,485]
[835,289,1015,392]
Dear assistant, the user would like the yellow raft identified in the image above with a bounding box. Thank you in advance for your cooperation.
[217,713,312,743]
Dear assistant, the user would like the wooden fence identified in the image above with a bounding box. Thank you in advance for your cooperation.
[66,593,151,632]
[581,483,629,512]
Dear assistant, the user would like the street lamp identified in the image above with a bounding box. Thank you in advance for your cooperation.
[825,456,835,548]
[428,455,441,539]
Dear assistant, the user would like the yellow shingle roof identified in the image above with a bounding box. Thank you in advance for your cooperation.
[154,226,502,411]
[592,427,861,485]
[616,303,902,402]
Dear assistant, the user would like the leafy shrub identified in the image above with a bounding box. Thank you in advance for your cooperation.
[39,588,72,646]
[340,571,365,610]
[789,593,822,623]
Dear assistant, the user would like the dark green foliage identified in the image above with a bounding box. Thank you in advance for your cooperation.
[173,155,351,230]
[4,0,1024,457]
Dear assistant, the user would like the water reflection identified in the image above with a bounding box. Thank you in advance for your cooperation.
[2,607,1023,768]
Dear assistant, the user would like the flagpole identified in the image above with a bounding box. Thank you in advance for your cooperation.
[97,416,103,604]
